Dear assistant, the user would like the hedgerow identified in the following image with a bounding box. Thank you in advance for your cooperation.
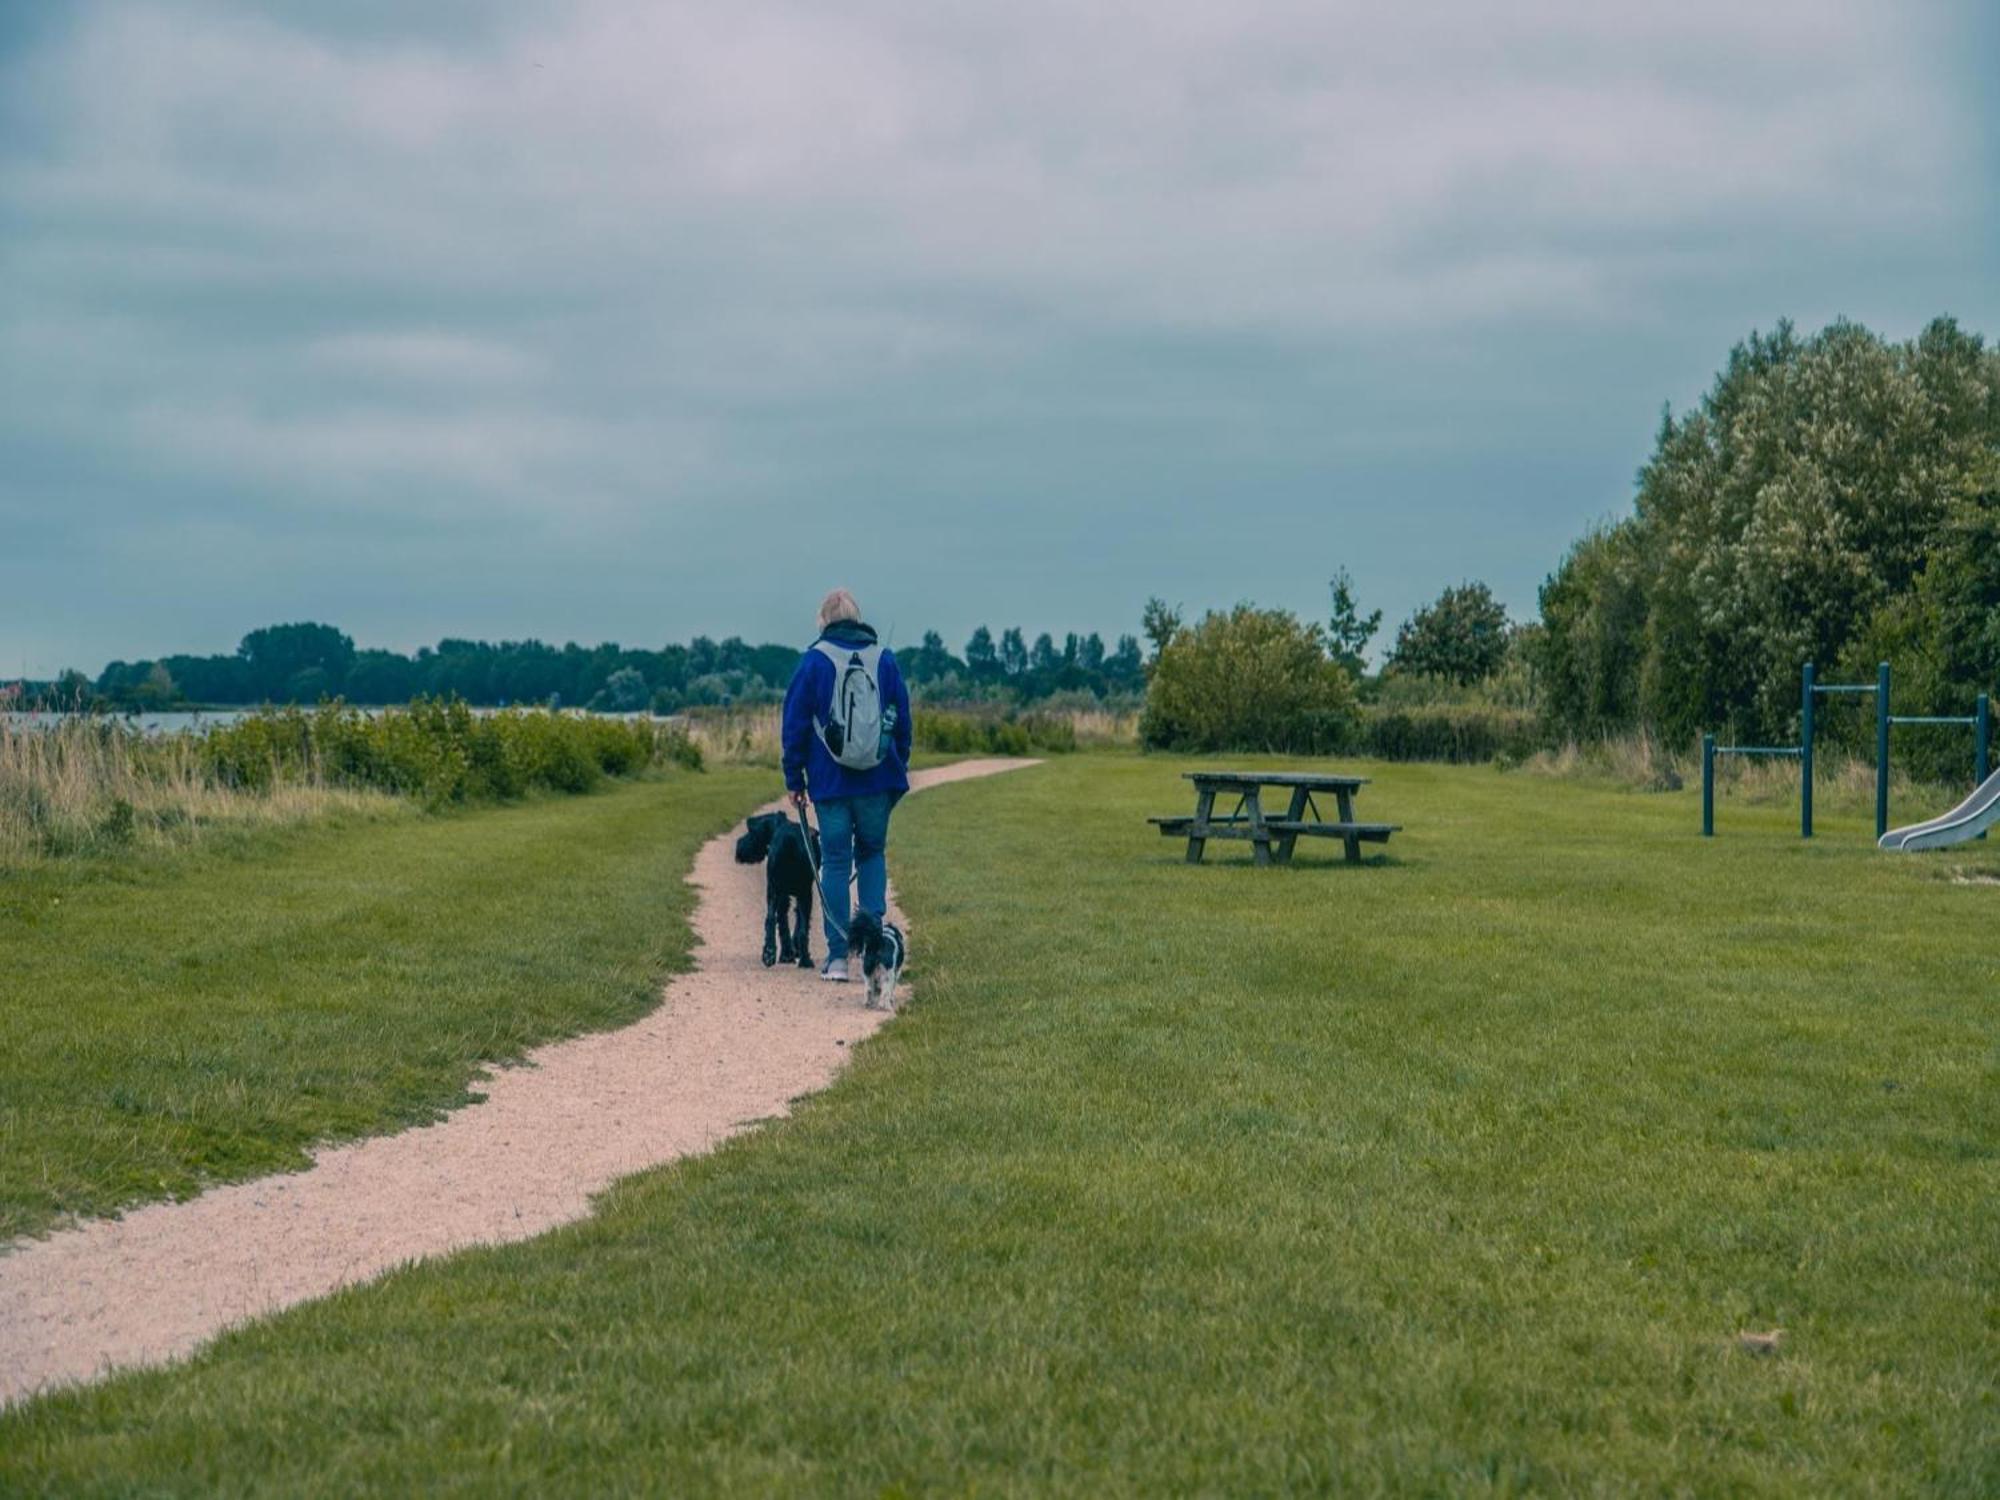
[201,700,701,806]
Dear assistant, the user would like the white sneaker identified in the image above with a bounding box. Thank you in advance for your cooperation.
[820,958,849,983]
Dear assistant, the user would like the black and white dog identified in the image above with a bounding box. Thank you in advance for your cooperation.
[734,813,821,968]
[846,910,907,1011]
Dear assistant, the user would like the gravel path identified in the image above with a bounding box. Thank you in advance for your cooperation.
[0,759,1033,1407]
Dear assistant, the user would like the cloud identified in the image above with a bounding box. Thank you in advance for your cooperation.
[1,0,1992,673]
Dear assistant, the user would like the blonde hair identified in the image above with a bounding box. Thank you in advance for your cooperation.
[817,589,862,630]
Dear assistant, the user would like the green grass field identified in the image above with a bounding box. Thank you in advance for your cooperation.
[0,769,772,1239]
[4,757,1996,1494]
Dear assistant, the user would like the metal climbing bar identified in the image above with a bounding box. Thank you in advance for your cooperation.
[1713,663,1992,842]
[1702,734,1805,837]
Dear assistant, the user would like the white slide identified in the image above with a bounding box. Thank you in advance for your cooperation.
[1879,768,2000,851]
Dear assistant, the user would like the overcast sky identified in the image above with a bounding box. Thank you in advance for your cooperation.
[3,0,1995,676]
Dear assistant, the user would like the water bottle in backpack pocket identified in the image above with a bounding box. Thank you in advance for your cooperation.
[814,641,890,770]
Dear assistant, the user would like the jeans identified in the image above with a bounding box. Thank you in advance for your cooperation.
[816,792,894,960]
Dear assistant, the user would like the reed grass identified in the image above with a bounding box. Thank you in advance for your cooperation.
[1061,706,1140,748]
[0,717,399,866]
[680,707,784,768]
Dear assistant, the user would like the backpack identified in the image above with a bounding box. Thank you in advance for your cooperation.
[813,640,890,770]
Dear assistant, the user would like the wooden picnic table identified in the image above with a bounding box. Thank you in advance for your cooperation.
[1149,770,1399,866]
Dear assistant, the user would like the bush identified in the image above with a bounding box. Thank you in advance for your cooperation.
[199,700,701,807]
[1140,606,1357,754]
[914,709,1075,757]
[1358,707,1538,764]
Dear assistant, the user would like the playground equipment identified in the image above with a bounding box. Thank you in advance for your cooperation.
[1702,662,1991,841]
[1879,769,2000,850]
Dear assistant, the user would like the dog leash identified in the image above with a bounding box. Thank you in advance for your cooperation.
[794,795,826,910]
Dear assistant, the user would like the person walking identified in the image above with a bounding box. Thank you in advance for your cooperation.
[781,589,913,981]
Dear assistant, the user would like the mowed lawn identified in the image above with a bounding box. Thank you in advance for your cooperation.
[0,768,773,1239]
[5,756,1997,1494]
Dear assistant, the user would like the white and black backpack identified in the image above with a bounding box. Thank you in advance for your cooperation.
[813,640,889,770]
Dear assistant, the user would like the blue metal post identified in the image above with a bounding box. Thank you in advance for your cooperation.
[1702,733,1715,837]
[1801,661,1815,839]
[1875,661,1891,841]
[1978,694,1991,786]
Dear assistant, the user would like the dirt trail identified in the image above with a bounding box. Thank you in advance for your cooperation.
[0,758,1033,1407]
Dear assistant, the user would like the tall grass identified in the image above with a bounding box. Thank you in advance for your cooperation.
[1,703,703,866]
[0,717,396,864]
[680,707,783,768]
[1521,728,1959,817]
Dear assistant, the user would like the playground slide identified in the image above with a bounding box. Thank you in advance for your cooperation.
[1879,768,2000,851]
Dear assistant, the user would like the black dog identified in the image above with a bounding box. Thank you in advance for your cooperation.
[846,910,907,1011]
[734,813,821,968]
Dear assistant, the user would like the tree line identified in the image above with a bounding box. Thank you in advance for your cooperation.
[20,622,1152,713]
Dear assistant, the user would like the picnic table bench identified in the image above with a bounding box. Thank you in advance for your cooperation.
[1149,770,1399,865]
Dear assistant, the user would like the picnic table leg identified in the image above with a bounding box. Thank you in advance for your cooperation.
[1276,785,1309,863]
[1245,787,1273,866]
[1186,785,1215,864]
[1335,786,1360,863]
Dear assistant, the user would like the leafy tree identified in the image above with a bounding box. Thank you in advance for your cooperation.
[1029,632,1059,676]
[1535,526,1645,739]
[1140,605,1357,753]
[1107,635,1145,688]
[285,666,335,704]
[1141,597,1182,662]
[1080,633,1107,673]
[965,626,999,680]
[901,630,964,685]
[591,667,651,712]
[1389,583,1511,687]
[1327,568,1382,677]
[131,662,179,708]
[238,623,355,701]
[999,628,1028,677]
[1536,315,2000,745]
[345,649,417,705]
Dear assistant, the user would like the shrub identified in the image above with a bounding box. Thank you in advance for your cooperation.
[1358,707,1538,764]
[1140,606,1357,754]
[199,700,699,807]
[914,709,1074,757]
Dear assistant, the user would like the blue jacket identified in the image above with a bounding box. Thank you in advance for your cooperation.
[782,621,912,800]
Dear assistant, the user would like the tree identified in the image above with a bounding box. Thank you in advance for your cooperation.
[1107,635,1144,688]
[131,662,179,708]
[999,628,1028,677]
[237,623,355,702]
[1534,526,1646,739]
[1389,583,1511,687]
[1029,632,1059,676]
[345,649,417,705]
[1080,633,1107,673]
[1140,605,1357,753]
[901,629,963,685]
[591,667,651,712]
[1327,568,1382,677]
[1534,315,2000,744]
[965,626,999,680]
[1141,597,1182,662]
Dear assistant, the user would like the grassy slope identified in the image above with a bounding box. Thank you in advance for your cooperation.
[5,757,1998,1494]
[0,770,772,1238]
